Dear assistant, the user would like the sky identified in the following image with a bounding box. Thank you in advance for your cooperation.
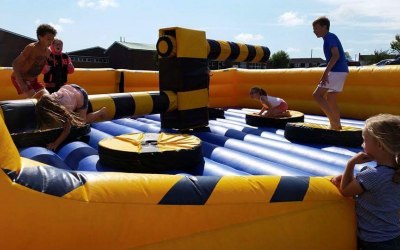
[1,0,399,60]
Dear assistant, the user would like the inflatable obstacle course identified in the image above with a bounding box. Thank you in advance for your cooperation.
[1,26,399,249]
[0,109,357,249]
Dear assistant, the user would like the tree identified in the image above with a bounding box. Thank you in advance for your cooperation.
[390,34,400,54]
[344,51,353,61]
[269,50,290,68]
[366,49,392,64]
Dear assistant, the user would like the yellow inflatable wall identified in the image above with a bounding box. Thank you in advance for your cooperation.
[7,65,399,248]
[121,69,159,92]
[66,68,120,94]
[1,66,399,120]
[0,67,19,100]
[208,66,400,120]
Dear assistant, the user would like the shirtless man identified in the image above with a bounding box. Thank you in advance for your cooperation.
[11,24,57,99]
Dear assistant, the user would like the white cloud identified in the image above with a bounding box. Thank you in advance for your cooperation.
[346,33,395,47]
[47,22,63,32]
[278,12,305,26]
[286,47,300,53]
[317,0,400,30]
[234,33,264,43]
[78,0,119,9]
[33,18,73,33]
[59,18,74,24]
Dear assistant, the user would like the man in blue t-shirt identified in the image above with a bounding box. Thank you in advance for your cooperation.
[312,16,348,130]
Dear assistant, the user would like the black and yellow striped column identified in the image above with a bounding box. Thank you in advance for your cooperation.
[157,27,209,130]
[207,39,270,63]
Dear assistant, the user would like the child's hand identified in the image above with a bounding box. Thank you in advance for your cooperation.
[319,73,329,86]
[349,152,374,165]
[330,175,342,188]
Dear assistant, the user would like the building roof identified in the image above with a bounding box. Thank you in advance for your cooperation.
[106,41,156,52]
[289,58,325,63]
[0,27,36,42]
[67,46,106,55]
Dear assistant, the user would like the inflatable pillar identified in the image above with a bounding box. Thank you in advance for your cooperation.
[157,27,209,130]
[207,39,270,63]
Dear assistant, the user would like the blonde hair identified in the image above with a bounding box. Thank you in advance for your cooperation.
[365,114,400,183]
[36,95,84,129]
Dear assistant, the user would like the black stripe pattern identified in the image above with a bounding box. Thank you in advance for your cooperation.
[159,176,221,205]
[0,100,38,133]
[270,176,310,202]
[110,93,136,119]
[206,39,270,63]
[207,39,221,60]
[3,166,87,197]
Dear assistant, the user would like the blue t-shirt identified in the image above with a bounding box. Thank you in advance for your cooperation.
[356,165,400,242]
[323,32,349,72]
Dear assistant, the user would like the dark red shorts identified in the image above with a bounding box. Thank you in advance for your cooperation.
[11,76,45,95]
[275,101,288,113]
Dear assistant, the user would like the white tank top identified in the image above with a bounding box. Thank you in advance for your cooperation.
[51,85,81,112]
[261,95,283,107]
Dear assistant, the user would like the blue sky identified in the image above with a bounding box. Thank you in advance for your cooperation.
[1,0,399,60]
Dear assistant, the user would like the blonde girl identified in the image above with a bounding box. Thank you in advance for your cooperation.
[36,84,106,150]
[331,114,400,249]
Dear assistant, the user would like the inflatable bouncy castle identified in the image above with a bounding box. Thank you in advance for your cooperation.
[1,27,400,249]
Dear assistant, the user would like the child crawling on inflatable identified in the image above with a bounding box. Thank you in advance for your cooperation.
[250,87,290,118]
[36,84,107,150]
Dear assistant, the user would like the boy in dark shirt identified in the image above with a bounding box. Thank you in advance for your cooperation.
[43,38,75,93]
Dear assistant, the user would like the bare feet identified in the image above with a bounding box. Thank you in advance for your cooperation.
[282,110,291,117]
[85,107,108,123]
[99,107,108,120]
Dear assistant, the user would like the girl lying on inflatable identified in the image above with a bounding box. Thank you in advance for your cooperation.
[36,84,107,150]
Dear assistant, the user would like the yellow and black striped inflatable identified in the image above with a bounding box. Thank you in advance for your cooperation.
[98,132,203,172]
